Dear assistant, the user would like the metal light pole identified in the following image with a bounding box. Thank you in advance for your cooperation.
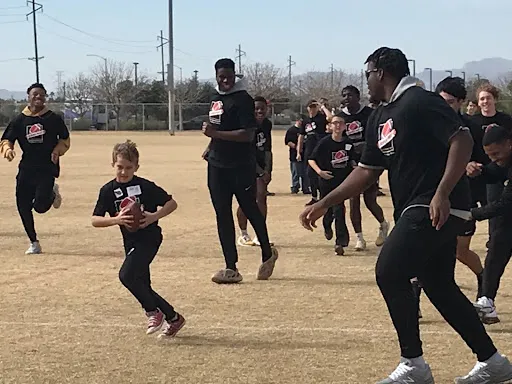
[133,62,139,86]
[476,73,481,81]
[408,59,416,77]
[174,65,183,83]
[446,70,453,77]
[461,71,466,84]
[168,0,175,135]
[425,68,433,91]
[87,54,108,73]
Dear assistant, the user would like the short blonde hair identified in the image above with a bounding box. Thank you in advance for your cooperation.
[477,83,499,100]
[112,140,139,164]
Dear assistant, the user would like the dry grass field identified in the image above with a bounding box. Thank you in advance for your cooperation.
[0,131,511,384]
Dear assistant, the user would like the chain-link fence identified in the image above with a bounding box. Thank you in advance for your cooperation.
[2,99,512,131]
[0,101,305,131]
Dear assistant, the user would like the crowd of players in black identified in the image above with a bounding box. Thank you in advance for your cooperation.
[4,46,512,383]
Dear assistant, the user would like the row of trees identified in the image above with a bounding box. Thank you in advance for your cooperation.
[1,60,512,128]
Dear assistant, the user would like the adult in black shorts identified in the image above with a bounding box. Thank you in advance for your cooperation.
[326,86,389,251]
[202,58,278,284]
[236,96,273,247]
[300,46,511,383]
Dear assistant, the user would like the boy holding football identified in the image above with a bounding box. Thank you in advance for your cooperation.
[92,140,185,339]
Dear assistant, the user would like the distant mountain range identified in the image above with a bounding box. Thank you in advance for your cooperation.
[0,89,26,101]
[2,57,512,100]
[413,57,512,86]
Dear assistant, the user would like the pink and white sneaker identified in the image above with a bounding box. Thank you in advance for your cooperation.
[146,309,165,335]
[158,314,186,339]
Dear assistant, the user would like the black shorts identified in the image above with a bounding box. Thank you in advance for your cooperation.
[458,219,477,237]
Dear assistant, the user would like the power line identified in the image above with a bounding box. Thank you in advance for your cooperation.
[41,13,155,46]
[37,24,155,54]
[0,6,27,10]
[0,57,30,63]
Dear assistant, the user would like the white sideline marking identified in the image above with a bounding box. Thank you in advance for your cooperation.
[0,321,510,338]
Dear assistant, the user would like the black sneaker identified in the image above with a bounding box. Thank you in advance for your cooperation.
[305,198,318,206]
[335,245,344,256]
[302,189,312,195]
[324,227,333,240]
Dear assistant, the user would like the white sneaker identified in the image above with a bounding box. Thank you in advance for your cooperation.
[53,184,62,209]
[355,238,367,251]
[252,237,274,247]
[237,233,255,246]
[25,241,42,255]
[474,296,500,324]
[455,354,512,383]
[377,358,435,383]
[376,220,390,246]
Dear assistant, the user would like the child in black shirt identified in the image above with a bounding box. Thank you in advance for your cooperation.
[92,140,185,339]
[308,116,355,255]
[0,83,70,254]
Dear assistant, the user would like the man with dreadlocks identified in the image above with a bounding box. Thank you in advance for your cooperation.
[300,47,512,384]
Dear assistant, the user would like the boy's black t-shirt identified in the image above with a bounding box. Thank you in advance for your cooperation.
[1,110,69,177]
[300,113,328,155]
[207,90,257,169]
[469,111,512,165]
[336,106,373,151]
[255,118,272,169]
[93,175,172,246]
[360,87,471,222]
[284,125,300,161]
[309,135,356,186]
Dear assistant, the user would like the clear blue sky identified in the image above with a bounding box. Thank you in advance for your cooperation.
[1,0,511,92]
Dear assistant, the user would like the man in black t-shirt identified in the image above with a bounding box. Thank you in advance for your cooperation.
[236,96,274,247]
[0,83,70,254]
[285,118,308,194]
[308,116,355,255]
[300,47,511,383]
[297,99,328,205]
[202,58,278,284]
[435,77,485,296]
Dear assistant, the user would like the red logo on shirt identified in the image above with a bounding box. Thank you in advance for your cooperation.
[378,119,396,155]
[347,121,363,134]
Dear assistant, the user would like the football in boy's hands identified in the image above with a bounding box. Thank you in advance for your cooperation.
[119,196,143,232]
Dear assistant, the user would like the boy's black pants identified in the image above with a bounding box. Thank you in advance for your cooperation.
[15,168,55,242]
[481,227,512,300]
[320,181,349,246]
[376,208,496,361]
[207,163,272,270]
[119,233,176,319]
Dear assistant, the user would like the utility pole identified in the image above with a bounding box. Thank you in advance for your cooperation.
[287,55,296,97]
[461,71,466,84]
[27,0,43,83]
[62,81,66,101]
[235,44,246,75]
[167,0,175,135]
[133,62,139,86]
[157,30,168,84]
[425,67,433,91]
[298,79,303,114]
[56,70,64,98]
[330,64,334,90]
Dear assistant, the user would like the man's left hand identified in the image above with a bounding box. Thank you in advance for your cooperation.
[202,122,218,138]
[299,202,328,231]
[430,192,450,230]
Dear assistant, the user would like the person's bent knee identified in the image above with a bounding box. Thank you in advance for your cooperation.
[119,268,135,288]
[33,202,52,214]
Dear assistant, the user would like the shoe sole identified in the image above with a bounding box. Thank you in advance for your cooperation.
[257,248,279,280]
[211,276,243,284]
[237,238,255,247]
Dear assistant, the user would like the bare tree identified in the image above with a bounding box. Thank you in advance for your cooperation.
[245,63,287,100]
[89,60,134,126]
[66,72,93,117]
